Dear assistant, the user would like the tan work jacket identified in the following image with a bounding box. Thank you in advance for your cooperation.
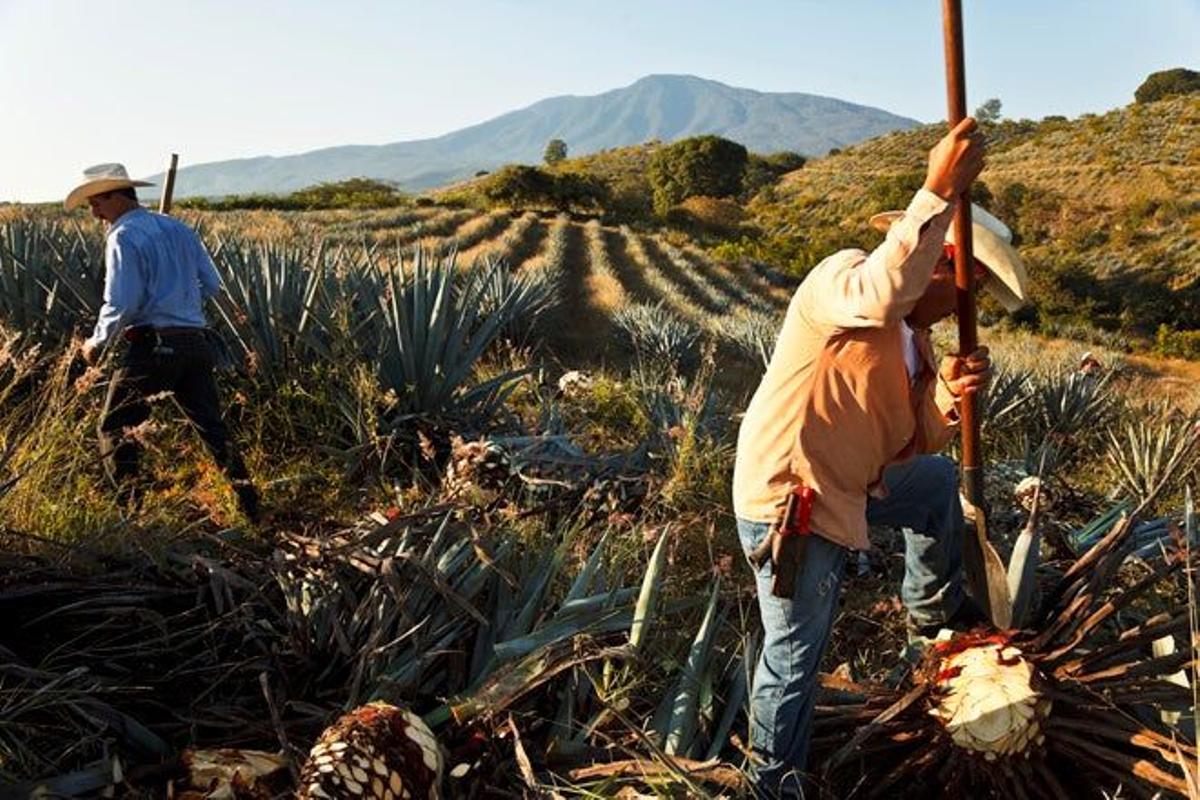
[732,189,961,551]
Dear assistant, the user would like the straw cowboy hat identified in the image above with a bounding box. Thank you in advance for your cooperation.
[64,163,153,211]
[869,204,1029,313]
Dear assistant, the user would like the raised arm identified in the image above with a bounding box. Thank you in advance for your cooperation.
[800,118,985,331]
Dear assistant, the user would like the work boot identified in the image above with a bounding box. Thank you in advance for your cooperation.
[907,595,989,641]
[232,482,262,524]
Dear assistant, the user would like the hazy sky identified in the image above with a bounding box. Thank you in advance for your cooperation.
[2,0,1196,202]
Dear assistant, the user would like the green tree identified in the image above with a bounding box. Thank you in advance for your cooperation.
[1134,68,1200,104]
[743,151,807,197]
[974,98,1003,124]
[543,138,568,165]
[483,165,557,207]
[647,135,748,215]
[482,164,608,212]
[551,171,609,212]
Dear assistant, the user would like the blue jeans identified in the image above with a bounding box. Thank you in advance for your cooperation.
[736,454,965,798]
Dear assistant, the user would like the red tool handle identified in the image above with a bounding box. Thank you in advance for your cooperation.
[784,486,815,536]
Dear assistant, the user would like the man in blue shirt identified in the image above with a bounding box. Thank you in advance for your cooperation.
[67,163,260,521]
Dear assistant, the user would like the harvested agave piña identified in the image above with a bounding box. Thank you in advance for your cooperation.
[814,502,1198,798]
[925,635,1050,760]
[297,702,443,799]
[442,436,512,499]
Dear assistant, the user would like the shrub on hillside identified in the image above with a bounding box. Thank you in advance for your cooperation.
[481,165,608,213]
[666,196,748,236]
[866,171,926,212]
[1134,68,1200,104]
[1155,324,1200,360]
[180,178,409,211]
[553,171,610,213]
[543,138,568,165]
[482,165,556,208]
[743,151,806,198]
[648,135,748,215]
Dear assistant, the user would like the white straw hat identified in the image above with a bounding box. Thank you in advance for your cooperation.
[64,163,153,211]
[869,203,1030,313]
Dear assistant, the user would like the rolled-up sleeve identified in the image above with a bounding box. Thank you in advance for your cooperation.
[87,232,144,348]
[801,190,954,331]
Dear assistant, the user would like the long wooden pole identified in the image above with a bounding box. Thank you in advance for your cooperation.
[159,153,179,215]
[942,0,1012,627]
[941,0,981,498]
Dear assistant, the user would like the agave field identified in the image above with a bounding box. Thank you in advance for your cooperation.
[0,204,1199,798]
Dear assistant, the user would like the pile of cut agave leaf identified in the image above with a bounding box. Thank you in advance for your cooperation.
[814,485,1200,798]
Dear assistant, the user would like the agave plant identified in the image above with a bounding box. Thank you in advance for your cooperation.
[1105,405,1200,509]
[0,219,105,348]
[979,366,1034,454]
[471,253,559,348]
[613,301,701,372]
[371,248,547,422]
[1033,368,1116,445]
[208,235,335,382]
[719,309,781,369]
[813,496,1197,798]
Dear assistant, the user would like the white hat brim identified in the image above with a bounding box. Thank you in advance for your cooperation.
[64,177,154,211]
[868,205,1029,313]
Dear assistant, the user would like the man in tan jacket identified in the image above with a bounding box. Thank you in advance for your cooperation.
[733,117,1027,797]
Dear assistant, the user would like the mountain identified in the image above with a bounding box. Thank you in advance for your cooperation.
[149,75,919,198]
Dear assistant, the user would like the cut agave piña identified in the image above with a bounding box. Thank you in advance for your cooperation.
[814,501,1197,798]
[297,702,443,799]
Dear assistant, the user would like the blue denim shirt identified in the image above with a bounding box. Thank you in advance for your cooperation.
[87,208,222,347]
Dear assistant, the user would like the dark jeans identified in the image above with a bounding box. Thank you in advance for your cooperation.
[737,454,966,798]
[99,329,250,494]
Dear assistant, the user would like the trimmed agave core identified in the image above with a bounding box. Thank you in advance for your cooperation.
[297,702,443,800]
[929,638,1051,759]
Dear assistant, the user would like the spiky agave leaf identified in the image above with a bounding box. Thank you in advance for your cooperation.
[1006,479,1043,629]
[663,580,723,756]
[629,526,671,652]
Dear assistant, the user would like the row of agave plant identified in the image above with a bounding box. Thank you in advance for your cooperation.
[0,218,560,427]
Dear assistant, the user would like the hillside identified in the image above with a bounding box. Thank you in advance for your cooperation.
[145,75,918,198]
[737,94,1200,343]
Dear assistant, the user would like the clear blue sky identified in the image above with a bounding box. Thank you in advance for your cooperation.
[2,0,1196,202]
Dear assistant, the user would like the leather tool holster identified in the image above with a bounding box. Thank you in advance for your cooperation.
[747,484,815,598]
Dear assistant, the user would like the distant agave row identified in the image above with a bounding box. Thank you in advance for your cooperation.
[618,226,709,324]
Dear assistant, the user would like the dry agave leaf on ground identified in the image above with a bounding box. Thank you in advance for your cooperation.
[177,749,290,800]
[812,499,1198,799]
